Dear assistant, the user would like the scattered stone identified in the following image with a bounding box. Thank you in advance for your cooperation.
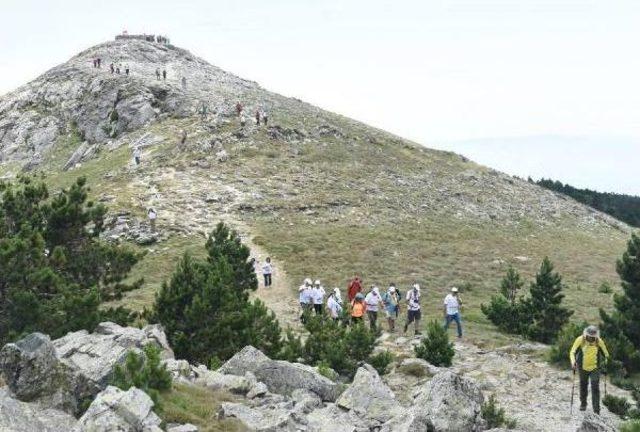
[576,413,617,432]
[0,388,77,432]
[166,424,199,432]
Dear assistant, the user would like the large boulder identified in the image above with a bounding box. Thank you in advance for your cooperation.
[336,364,402,426]
[383,371,485,432]
[75,386,162,432]
[416,371,485,432]
[0,333,96,414]
[54,322,174,387]
[0,322,173,415]
[0,388,77,432]
[306,404,360,432]
[219,345,342,401]
[219,401,296,431]
[576,413,617,432]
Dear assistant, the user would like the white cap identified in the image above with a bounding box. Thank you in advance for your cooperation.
[315,280,321,286]
[451,287,459,293]
[412,283,420,291]
[304,278,312,285]
[373,286,380,294]
[388,286,396,293]
[333,287,340,294]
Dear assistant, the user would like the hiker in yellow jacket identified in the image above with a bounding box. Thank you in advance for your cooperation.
[569,325,610,414]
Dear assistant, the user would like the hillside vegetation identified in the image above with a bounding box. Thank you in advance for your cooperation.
[0,37,633,346]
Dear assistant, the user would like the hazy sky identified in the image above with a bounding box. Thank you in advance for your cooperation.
[1,0,638,194]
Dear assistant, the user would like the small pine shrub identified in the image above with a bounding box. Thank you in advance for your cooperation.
[399,362,427,378]
[599,282,613,294]
[209,356,222,371]
[621,420,640,432]
[111,344,172,404]
[481,394,517,429]
[368,351,395,376]
[316,360,338,381]
[278,329,305,363]
[414,321,455,367]
[603,394,632,417]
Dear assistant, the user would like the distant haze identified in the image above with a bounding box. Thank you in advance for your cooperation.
[1,0,638,194]
[428,136,640,196]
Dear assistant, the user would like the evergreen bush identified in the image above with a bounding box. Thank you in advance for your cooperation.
[481,394,517,429]
[111,344,172,404]
[414,320,455,367]
[368,351,395,376]
[603,394,632,417]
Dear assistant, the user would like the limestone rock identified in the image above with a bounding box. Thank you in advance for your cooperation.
[336,364,402,425]
[167,424,199,432]
[416,371,485,432]
[576,413,617,432]
[0,388,77,432]
[220,345,342,401]
[75,386,162,432]
[194,369,252,394]
[306,404,360,432]
[219,401,295,431]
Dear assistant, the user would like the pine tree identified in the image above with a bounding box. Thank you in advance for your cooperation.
[527,257,573,343]
[500,266,524,304]
[600,234,640,373]
[0,177,140,344]
[152,223,282,364]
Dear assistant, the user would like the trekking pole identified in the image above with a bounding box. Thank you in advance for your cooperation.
[570,369,576,415]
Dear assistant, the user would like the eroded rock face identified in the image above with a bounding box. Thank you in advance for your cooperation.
[219,345,342,402]
[75,386,162,432]
[0,388,77,432]
[0,322,173,415]
[336,364,402,426]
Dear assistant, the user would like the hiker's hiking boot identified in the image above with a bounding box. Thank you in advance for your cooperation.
[414,331,422,336]
[579,405,586,412]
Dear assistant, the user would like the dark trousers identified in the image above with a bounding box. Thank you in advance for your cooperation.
[444,313,463,337]
[263,274,272,287]
[579,369,601,413]
[367,310,378,330]
[314,304,323,314]
[351,316,363,325]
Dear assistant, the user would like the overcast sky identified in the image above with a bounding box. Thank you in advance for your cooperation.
[1,0,638,194]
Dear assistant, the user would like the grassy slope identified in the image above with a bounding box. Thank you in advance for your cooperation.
[26,112,631,347]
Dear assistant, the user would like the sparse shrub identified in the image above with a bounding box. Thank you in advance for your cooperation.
[599,282,613,294]
[500,266,524,303]
[316,360,338,381]
[399,362,427,378]
[111,344,172,404]
[481,394,517,429]
[278,328,304,363]
[368,351,395,376]
[209,356,222,371]
[414,320,455,367]
[621,420,640,432]
[603,394,632,417]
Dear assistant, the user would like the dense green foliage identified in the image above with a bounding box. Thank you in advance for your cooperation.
[280,313,378,377]
[603,394,632,418]
[534,178,640,227]
[548,322,587,368]
[0,177,140,344]
[481,394,517,429]
[600,234,640,374]
[482,258,573,343]
[621,420,640,432]
[152,222,282,364]
[111,344,172,404]
[414,320,455,367]
[368,350,395,376]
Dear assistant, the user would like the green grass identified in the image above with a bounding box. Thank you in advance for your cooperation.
[157,383,246,432]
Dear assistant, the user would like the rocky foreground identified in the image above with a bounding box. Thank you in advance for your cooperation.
[0,322,624,432]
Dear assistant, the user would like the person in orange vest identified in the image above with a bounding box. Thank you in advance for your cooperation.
[347,275,363,302]
[350,292,366,325]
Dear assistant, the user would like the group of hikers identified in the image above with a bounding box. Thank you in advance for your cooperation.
[291,275,464,337]
[236,102,269,127]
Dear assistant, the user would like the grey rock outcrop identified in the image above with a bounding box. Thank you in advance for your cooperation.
[166,424,199,432]
[576,413,617,432]
[0,388,77,432]
[0,333,96,414]
[75,386,162,432]
[220,345,342,401]
[219,401,296,431]
[53,321,174,387]
[336,364,402,426]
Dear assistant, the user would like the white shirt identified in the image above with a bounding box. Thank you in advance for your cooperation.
[148,210,157,220]
[407,289,421,311]
[327,295,342,318]
[133,148,141,158]
[364,292,382,312]
[299,286,312,304]
[444,294,460,315]
[262,262,272,275]
[312,286,325,305]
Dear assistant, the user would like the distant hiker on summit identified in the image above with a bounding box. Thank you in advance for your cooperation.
[110,63,115,74]
[569,325,610,415]
[181,77,187,89]
[255,109,261,126]
[125,65,130,76]
[236,102,243,117]
[133,147,141,166]
[155,68,161,80]
[261,108,268,126]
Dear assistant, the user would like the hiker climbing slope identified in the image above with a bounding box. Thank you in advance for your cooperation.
[364,286,383,331]
[569,325,610,415]
[347,275,363,302]
[404,283,422,335]
[443,287,463,338]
